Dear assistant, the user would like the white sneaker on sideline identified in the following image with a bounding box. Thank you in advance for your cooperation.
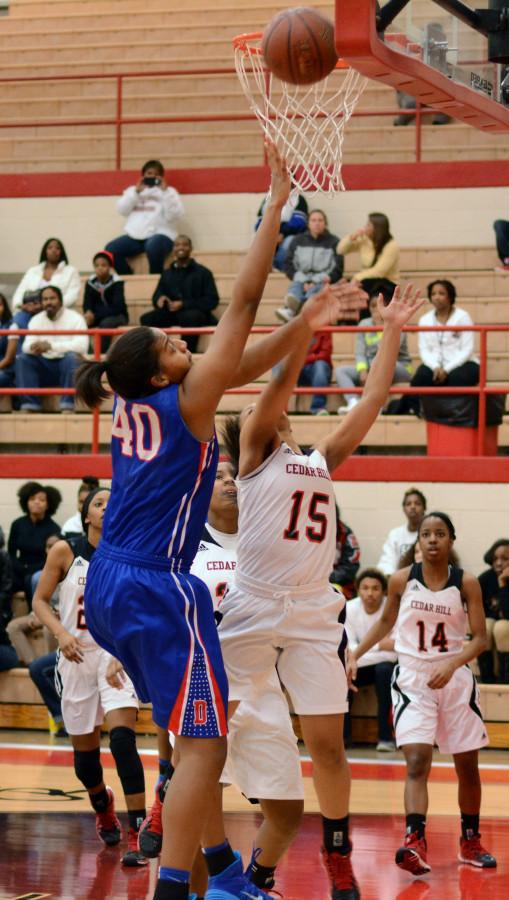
[376,740,397,752]
[275,307,295,322]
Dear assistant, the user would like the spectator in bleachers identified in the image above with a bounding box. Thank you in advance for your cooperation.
[0,547,18,671]
[9,291,42,355]
[493,219,509,271]
[83,251,128,352]
[7,533,60,666]
[0,293,15,389]
[377,487,427,575]
[394,279,479,416]
[255,190,308,271]
[275,330,333,416]
[16,285,88,413]
[106,159,184,275]
[330,505,361,600]
[344,568,396,751]
[276,210,343,322]
[7,481,62,605]
[140,235,219,353]
[335,287,413,414]
[12,239,80,311]
[337,213,400,301]
[61,476,100,538]
[478,539,509,683]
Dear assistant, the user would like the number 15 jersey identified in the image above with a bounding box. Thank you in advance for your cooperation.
[236,442,336,587]
[395,562,468,660]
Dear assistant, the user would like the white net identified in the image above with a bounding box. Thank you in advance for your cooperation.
[233,33,367,194]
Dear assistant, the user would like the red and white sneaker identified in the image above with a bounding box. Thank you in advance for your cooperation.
[95,786,122,846]
[458,834,497,868]
[138,783,164,857]
[321,847,360,899]
[395,832,431,876]
[122,827,149,867]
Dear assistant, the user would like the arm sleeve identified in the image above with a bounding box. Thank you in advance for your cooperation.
[337,234,358,255]
[354,241,399,281]
[116,186,140,217]
[12,271,31,310]
[0,554,13,617]
[280,208,308,237]
[50,332,90,355]
[7,521,18,561]
[192,269,220,314]
[418,319,440,370]
[83,282,94,315]
[162,187,185,224]
[283,237,298,280]
[355,331,368,371]
[152,270,171,306]
[377,532,399,575]
[499,586,509,620]
[62,267,81,308]
[443,312,475,373]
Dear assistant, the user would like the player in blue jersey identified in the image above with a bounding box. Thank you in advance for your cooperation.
[75,140,367,900]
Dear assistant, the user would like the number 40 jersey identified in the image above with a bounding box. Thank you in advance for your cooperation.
[235,443,336,588]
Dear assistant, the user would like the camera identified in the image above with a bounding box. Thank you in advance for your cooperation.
[143,176,162,187]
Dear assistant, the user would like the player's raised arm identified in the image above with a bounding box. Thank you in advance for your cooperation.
[237,284,351,475]
[179,140,291,436]
[316,284,425,473]
[32,540,85,663]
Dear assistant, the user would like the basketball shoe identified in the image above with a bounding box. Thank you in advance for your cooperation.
[95,787,122,846]
[138,779,166,857]
[458,834,497,868]
[395,832,431,876]
[204,851,272,899]
[122,827,149,867]
[321,848,360,900]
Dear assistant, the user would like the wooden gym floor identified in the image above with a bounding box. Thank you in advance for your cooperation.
[1,734,508,900]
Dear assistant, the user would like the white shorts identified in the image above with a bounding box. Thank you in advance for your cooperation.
[218,575,348,715]
[221,670,304,801]
[56,646,138,735]
[392,655,488,755]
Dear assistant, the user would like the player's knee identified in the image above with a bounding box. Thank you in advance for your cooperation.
[74,746,103,790]
[405,750,432,780]
[308,738,346,769]
[109,726,145,795]
[263,799,304,837]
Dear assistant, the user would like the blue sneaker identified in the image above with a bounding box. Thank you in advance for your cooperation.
[204,851,272,899]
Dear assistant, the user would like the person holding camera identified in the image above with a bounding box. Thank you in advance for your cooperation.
[105,159,184,275]
[139,235,219,353]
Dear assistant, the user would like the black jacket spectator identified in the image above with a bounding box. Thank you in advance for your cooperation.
[8,481,61,605]
[0,550,17,671]
[140,235,220,353]
[83,276,128,325]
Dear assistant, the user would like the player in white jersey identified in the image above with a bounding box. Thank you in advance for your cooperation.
[217,284,423,900]
[33,488,148,868]
[350,511,496,878]
[137,461,304,898]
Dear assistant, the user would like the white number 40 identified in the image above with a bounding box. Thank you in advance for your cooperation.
[111,397,162,462]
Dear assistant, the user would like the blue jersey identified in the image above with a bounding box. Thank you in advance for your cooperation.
[103,384,218,568]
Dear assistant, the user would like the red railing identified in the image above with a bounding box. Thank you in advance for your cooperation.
[0,67,447,168]
[1,323,508,456]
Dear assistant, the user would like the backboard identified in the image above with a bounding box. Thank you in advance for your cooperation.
[334,0,509,131]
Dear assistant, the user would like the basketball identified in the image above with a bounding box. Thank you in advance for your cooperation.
[261,7,338,86]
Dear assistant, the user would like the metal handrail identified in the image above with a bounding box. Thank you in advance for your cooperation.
[0,322,507,455]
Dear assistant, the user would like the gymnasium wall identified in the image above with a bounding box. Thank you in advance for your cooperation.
[1,478,507,575]
[0,185,506,272]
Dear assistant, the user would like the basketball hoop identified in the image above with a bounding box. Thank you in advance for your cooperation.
[233,32,367,193]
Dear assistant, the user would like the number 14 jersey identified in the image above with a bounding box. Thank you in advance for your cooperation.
[395,562,468,660]
[236,442,336,587]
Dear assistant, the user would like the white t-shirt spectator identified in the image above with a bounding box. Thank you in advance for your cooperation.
[23,308,89,359]
[377,524,418,575]
[12,261,81,310]
[346,596,397,667]
[418,306,479,373]
[61,512,84,536]
[117,185,184,241]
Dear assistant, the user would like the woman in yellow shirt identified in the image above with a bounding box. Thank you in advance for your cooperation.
[338,213,400,305]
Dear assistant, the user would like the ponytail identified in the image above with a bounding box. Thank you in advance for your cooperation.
[75,360,111,409]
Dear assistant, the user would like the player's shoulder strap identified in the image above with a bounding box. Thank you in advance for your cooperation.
[446,564,464,591]
[200,525,221,547]
[65,535,95,564]
[408,561,423,585]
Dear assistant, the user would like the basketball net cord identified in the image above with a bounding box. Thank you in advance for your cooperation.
[233,33,368,194]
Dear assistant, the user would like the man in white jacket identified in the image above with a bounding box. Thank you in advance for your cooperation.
[105,159,184,275]
[16,285,88,412]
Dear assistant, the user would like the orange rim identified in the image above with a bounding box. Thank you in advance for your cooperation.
[232,31,350,69]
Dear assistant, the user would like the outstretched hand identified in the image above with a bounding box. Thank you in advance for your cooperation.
[265,139,291,208]
[301,280,368,331]
[378,283,425,327]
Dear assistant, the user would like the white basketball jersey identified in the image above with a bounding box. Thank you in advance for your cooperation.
[191,525,238,613]
[59,536,97,648]
[395,563,468,659]
[236,443,336,587]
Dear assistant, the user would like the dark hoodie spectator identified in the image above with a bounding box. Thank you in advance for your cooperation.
[7,481,61,605]
[83,251,128,351]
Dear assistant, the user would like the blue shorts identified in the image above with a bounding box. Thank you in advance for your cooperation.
[84,546,228,736]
